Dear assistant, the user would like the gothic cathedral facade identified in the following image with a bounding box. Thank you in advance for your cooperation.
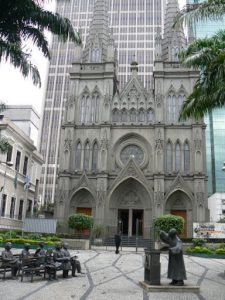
[55,0,209,238]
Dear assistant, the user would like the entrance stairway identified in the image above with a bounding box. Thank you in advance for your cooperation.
[103,235,153,248]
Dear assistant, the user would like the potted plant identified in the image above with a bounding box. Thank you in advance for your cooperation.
[68,213,93,237]
[92,224,105,245]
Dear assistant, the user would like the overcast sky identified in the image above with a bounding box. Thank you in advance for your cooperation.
[0,0,186,115]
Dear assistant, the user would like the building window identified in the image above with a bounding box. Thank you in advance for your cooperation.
[166,142,173,172]
[112,109,120,122]
[147,109,154,122]
[130,108,136,122]
[18,200,24,220]
[121,109,128,122]
[26,199,32,217]
[175,143,181,172]
[75,142,82,170]
[10,197,16,218]
[15,150,21,172]
[80,93,100,124]
[6,144,13,162]
[84,142,90,171]
[138,109,145,122]
[92,142,98,171]
[184,142,190,173]
[120,144,144,165]
[1,194,6,217]
[23,156,28,175]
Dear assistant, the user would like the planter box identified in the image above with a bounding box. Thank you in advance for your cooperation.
[62,238,90,250]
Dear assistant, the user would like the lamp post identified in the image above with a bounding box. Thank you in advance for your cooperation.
[0,161,13,217]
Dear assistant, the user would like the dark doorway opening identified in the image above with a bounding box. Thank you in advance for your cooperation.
[118,209,129,235]
[132,209,143,236]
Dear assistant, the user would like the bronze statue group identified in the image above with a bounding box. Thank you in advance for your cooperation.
[1,241,84,280]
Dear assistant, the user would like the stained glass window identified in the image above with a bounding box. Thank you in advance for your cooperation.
[75,142,82,170]
[120,145,144,165]
[184,142,190,173]
[175,142,181,172]
[166,142,173,172]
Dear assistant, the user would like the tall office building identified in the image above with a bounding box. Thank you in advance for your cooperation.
[39,0,166,204]
[187,0,225,195]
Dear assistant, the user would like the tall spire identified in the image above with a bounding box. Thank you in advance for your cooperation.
[162,0,186,62]
[82,0,112,63]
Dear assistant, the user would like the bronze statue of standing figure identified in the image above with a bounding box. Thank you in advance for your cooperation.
[160,228,187,286]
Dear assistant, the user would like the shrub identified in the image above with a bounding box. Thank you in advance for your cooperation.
[192,238,207,247]
[186,246,212,254]
[68,214,93,232]
[153,214,184,235]
[215,248,225,255]
[92,224,105,238]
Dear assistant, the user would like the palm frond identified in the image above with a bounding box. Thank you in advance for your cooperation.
[174,0,225,29]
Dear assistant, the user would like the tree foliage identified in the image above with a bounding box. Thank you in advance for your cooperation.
[153,214,185,235]
[68,214,93,232]
[173,0,225,120]
[0,0,81,86]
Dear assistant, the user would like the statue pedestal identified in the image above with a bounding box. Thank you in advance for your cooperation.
[144,249,161,286]
[140,281,200,293]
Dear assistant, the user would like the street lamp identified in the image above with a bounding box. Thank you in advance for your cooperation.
[0,161,13,217]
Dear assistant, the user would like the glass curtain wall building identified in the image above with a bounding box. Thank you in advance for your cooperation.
[187,0,225,194]
[39,0,166,204]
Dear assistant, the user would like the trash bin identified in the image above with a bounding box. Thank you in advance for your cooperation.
[144,249,161,285]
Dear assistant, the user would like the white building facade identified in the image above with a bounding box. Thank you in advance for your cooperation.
[0,118,43,230]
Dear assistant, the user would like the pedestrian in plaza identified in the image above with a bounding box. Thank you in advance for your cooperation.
[160,228,187,286]
[1,242,21,279]
[114,231,121,254]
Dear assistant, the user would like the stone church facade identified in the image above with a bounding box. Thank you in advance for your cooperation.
[55,0,209,238]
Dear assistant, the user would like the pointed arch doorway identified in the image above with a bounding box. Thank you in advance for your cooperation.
[165,190,193,238]
[109,178,151,237]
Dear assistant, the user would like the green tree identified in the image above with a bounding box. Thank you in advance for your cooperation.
[174,0,225,120]
[0,0,81,87]
[68,214,93,235]
[154,214,185,235]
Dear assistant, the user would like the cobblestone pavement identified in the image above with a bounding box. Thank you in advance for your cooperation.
[0,248,225,300]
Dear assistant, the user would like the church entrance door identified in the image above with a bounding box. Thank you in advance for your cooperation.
[76,207,92,235]
[118,209,129,235]
[171,210,187,238]
[132,210,143,236]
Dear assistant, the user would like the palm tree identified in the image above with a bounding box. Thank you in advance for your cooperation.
[173,0,225,120]
[0,0,81,87]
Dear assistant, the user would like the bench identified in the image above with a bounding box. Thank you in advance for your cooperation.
[21,257,46,282]
[0,255,20,279]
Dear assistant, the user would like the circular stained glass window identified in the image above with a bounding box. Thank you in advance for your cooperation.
[120,145,144,165]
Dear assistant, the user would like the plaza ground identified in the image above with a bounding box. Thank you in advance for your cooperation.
[0,247,225,300]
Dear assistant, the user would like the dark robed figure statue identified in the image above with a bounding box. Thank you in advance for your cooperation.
[160,228,187,286]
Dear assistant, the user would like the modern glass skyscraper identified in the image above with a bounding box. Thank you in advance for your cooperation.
[187,0,225,195]
[39,0,166,204]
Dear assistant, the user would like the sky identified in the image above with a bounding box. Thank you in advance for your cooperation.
[0,0,186,115]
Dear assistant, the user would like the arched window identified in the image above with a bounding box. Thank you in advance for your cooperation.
[138,109,145,122]
[83,142,90,171]
[92,142,98,171]
[147,109,154,122]
[130,108,136,122]
[121,109,128,122]
[184,142,190,173]
[85,96,91,123]
[112,109,120,122]
[166,141,173,172]
[75,142,82,170]
[91,49,101,63]
[81,96,86,123]
[95,95,99,122]
[175,142,181,172]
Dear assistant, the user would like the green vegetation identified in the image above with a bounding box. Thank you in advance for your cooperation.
[0,230,61,247]
[153,214,184,235]
[92,224,105,239]
[187,239,225,256]
[174,0,225,120]
[68,213,93,234]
